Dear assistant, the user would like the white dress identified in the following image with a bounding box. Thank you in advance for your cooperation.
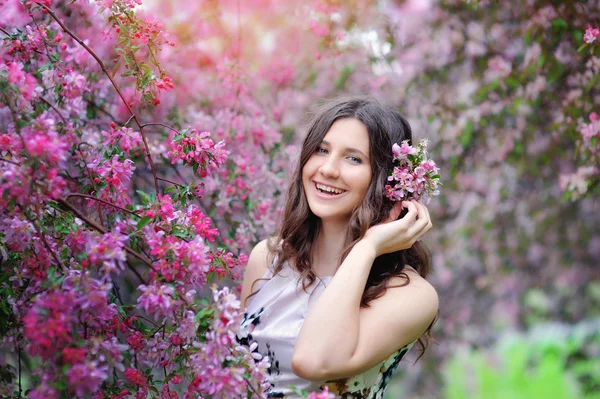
[238,260,416,399]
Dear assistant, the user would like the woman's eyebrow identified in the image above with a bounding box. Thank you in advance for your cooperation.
[321,140,369,159]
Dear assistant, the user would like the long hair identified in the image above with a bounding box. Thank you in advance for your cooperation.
[247,95,437,361]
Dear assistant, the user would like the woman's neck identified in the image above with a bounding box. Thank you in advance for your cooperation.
[312,219,348,277]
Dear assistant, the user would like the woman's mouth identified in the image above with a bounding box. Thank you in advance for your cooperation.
[314,182,347,198]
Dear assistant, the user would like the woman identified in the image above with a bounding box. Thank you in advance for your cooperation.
[238,95,439,398]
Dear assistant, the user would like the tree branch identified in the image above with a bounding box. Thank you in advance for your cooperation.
[40,3,160,196]
[140,123,180,134]
[65,193,141,217]
[39,96,67,124]
[56,198,156,273]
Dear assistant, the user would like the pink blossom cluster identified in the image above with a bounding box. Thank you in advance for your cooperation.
[385,140,441,205]
[3,61,39,106]
[22,271,126,398]
[85,229,128,278]
[90,155,136,206]
[183,286,271,398]
[584,26,600,44]
[167,128,230,177]
[102,122,143,153]
[579,112,600,143]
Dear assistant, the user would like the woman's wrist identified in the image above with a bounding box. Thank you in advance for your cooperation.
[354,238,379,260]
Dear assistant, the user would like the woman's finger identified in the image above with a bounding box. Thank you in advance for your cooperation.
[399,201,418,227]
[421,201,432,227]
[407,201,431,238]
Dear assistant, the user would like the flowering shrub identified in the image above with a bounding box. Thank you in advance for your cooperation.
[0,0,275,397]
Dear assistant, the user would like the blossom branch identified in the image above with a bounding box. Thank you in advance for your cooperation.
[24,212,67,272]
[157,176,185,188]
[65,193,140,217]
[0,157,21,166]
[56,198,156,274]
[39,96,66,124]
[39,3,160,196]
[140,123,180,134]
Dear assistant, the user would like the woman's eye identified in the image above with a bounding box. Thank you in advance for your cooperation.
[348,156,363,164]
[316,147,328,154]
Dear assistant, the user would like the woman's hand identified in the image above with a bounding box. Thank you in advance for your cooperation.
[362,200,433,257]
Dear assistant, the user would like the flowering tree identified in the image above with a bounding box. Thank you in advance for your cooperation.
[0,0,280,397]
[1,0,598,398]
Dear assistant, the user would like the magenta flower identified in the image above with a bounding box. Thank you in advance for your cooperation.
[66,361,109,398]
[584,26,600,44]
[137,283,177,320]
[101,122,143,153]
[23,290,77,360]
[392,140,417,160]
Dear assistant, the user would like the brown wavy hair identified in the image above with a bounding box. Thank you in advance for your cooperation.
[247,94,437,361]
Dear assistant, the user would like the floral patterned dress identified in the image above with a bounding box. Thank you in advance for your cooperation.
[237,261,415,399]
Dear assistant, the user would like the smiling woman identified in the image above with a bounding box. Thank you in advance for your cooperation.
[302,118,372,225]
[238,95,438,398]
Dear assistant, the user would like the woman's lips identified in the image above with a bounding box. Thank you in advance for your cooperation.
[313,181,347,199]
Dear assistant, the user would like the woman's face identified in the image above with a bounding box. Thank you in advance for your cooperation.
[302,118,372,223]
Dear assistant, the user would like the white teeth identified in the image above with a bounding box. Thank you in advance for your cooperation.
[316,183,346,194]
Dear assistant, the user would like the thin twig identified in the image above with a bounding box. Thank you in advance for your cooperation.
[0,157,21,166]
[74,143,105,226]
[18,346,22,398]
[25,212,67,272]
[65,193,141,217]
[112,280,124,305]
[124,114,134,126]
[0,27,11,36]
[140,122,180,134]
[39,96,67,123]
[56,198,156,273]
[157,176,185,188]
[40,4,160,196]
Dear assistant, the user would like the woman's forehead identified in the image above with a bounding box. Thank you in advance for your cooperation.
[321,118,370,153]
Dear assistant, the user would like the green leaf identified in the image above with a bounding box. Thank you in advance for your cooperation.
[577,43,588,53]
[551,18,568,31]
[335,65,355,89]
[136,190,152,205]
[460,121,474,148]
[136,216,152,229]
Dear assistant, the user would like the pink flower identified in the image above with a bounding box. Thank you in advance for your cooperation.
[309,21,331,38]
[307,385,336,399]
[94,155,136,187]
[124,368,148,386]
[85,229,128,277]
[486,55,512,79]
[392,140,417,160]
[158,194,175,219]
[102,122,143,152]
[66,361,109,397]
[0,216,33,251]
[137,283,177,320]
[584,26,600,44]
[23,290,77,360]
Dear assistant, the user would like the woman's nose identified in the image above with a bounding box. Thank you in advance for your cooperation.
[318,156,340,179]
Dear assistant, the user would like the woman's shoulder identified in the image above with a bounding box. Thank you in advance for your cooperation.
[385,265,438,309]
[240,238,275,307]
